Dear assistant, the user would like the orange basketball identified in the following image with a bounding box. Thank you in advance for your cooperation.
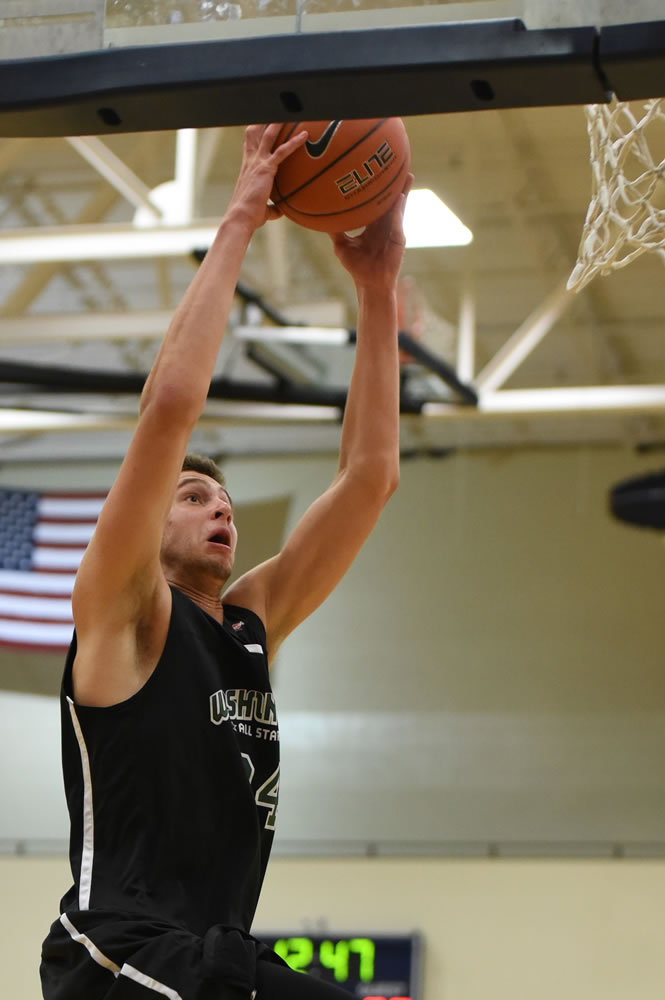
[271,118,411,234]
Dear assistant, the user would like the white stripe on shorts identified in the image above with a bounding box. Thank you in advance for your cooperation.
[60,914,184,998]
[121,964,183,999]
[60,913,120,975]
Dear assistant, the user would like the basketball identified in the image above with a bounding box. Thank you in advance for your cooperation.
[271,118,411,234]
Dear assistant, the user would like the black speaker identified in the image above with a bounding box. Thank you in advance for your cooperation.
[609,469,665,530]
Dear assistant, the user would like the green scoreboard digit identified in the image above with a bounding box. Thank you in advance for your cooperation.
[258,932,421,1000]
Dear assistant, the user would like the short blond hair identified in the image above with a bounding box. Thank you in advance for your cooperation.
[181,453,225,487]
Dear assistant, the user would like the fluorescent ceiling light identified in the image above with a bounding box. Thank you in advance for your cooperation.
[234,325,349,346]
[0,409,130,432]
[404,189,473,248]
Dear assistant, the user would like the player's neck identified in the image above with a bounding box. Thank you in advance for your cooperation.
[167,573,225,623]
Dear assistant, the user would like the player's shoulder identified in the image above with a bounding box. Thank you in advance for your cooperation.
[222,600,266,638]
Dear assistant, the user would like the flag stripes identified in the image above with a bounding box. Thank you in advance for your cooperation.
[0,488,104,651]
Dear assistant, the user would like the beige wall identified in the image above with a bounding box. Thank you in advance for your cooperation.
[4,854,665,1000]
[2,443,664,997]
[1,444,664,847]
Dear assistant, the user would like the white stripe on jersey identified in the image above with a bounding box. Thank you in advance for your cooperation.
[66,697,95,911]
[244,643,263,654]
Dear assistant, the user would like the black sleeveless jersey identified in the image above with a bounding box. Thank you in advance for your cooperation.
[58,586,279,937]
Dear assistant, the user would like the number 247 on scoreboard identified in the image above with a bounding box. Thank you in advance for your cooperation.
[266,932,419,1000]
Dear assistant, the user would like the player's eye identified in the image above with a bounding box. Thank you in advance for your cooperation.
[186,494,200,503]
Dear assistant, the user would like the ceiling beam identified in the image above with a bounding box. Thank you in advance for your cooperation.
[474,277,574,393]
[0,309,173,343]
[173,129,197,225]
[65,135,161,219]
[3,384,665,438]
[0,187,120,316]
[196,128,224,187]
[456,274,476,382]
[264,216,291,301]
[0,135,156,316]
[426,385,665,418]
[0,404,340,434]
[0,220,220,263]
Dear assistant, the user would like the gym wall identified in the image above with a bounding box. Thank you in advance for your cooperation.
[0,445,663,848]
[3,854,665,999]
[0,443,664,998]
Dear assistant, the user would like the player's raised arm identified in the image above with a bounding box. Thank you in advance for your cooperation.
[225,174,413,658]
[71,124,307,706]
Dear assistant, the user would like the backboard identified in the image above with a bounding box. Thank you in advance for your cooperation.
[0,1,664,135]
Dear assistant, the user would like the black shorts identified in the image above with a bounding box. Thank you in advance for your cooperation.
[41,910,351,1000]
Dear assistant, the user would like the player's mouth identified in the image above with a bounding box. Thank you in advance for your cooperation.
[208,528,231,549]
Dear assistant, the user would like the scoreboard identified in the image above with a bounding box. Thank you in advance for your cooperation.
[257,933,421,1000]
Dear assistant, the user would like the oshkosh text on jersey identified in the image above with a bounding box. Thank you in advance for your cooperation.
[209,688,277,727]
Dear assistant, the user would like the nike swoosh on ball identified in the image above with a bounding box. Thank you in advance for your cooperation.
[305,121,342,158]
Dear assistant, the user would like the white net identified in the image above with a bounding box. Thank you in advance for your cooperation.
[567,98,665,293]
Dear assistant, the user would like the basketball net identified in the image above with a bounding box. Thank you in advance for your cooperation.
[567,97,665,293]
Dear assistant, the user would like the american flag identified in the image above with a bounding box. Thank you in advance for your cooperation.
[0,488,105,651]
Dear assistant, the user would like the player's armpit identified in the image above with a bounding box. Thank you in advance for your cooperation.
[70,589,171,707]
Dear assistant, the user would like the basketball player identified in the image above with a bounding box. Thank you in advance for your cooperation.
[40,123,412,1000]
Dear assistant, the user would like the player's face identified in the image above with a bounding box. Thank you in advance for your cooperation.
[160,472,237,584]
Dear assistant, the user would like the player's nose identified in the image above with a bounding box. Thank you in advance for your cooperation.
[213,500,232,522]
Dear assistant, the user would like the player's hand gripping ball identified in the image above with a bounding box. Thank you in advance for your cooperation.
[271,118,411,233]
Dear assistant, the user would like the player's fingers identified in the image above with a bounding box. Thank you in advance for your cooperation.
[401,172,414,202]
[385,173,414,241]
[243,123,265,151]
[390,173,413,222]
[256,122,284,153]
[271,128,308,163]
[362,203,394,241]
